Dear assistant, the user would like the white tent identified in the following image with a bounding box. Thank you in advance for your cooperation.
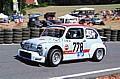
[71,7,95,15]
[58,14,77,19]
[0,13,9,23]
[76,7,95,11]
[0,13,8,19]
[58,14,78,23]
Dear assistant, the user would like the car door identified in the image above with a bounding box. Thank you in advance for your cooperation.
[63,27,89,61]
[85,28,99,55]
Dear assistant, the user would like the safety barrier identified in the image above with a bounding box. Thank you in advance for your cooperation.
[4,29,13,44]
[22,28,30,41]
[103,29,111,41]
[0,29,4,44]
[110,30,118,41]
[0,28,119,44]
[117,30,120,41]
[13,29,23,43]
[30,28,41,39]
[97,29,120,41]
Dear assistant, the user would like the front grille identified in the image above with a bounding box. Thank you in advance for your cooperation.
[20,51,31,59]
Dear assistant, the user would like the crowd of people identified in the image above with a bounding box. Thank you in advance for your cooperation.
[0,8,120,28]
[101,8,120,21]
[11,11,24,23]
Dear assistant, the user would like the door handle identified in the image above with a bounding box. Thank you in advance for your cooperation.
[83,40,86,42]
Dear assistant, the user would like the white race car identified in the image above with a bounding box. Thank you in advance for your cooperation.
[18,24,106,66]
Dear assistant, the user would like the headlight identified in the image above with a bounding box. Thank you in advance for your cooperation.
[20,41,25,48]
[37,44,43,56]
[20,40,28,49]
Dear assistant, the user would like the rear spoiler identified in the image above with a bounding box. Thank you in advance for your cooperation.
[100,36,107,42]
[100,36,107,39]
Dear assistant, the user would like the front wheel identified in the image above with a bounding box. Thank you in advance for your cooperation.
[92,48,105,62]
[46,49,63,67]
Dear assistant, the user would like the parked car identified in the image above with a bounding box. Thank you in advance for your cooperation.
[0,13,9,23]
[18,24,106,66]
[79,18,91,24]
[28,13,43,28]
[91,18,105,25]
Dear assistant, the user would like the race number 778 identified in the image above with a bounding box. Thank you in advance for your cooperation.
[73,42,83,52]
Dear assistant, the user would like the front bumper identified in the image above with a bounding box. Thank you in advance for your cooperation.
[95,22,101,24]
[18,49,45,63]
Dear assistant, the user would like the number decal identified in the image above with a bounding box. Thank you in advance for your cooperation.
[80,42,83,52]
[73,42,83,52]
[73,42,84,56]
[76,42,80,52]
[73,42,76,52]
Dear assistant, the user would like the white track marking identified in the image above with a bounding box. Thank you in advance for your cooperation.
[50,67,120,79]
[0,44,19,45]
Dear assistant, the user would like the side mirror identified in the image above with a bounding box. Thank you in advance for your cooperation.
[66,33,71,39]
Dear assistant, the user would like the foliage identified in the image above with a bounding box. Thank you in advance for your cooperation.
[38,2,48,7]
[3,0,13,15]
[20,9,26,15]
[24,2,48,9]
[54,0,120,5]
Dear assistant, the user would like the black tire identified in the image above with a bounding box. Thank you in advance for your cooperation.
[22,37,30,40]
[0,38,4,44]
[4,29,13,44]
[22,28,30,40]
[46,49,62,67]
[30,28,40,38]
[13,38,22,43]
[92,48,105,62]
[4,38,13,44]
[100,21,105,25]
[0,29,4,44]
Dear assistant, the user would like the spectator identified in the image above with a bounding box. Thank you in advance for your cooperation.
[79,19,85,25]
[18,13,24,23]
[34,17,43,28]
[12,10,19,23]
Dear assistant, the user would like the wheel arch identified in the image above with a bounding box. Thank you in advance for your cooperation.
[89,43,106,58]
[45,45,63,66]
[47,45,63,59]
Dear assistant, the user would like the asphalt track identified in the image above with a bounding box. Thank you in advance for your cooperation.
[0,42,120,79]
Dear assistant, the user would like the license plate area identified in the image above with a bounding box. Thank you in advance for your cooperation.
[20,51,31,59]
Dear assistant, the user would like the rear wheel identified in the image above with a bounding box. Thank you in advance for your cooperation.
[92,48,105,62]
[46,49,62,67]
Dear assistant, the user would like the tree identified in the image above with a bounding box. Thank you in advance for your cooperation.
[0,0,13,15]
[3,0,13,15]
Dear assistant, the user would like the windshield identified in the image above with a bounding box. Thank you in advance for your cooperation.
[94,18,100,20]
[41,26,65,38]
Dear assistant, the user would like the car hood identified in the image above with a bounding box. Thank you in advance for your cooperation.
[94,19,102,22]
[24,36,60,45]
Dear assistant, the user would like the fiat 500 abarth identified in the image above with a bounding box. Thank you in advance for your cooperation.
[18,24,106,66]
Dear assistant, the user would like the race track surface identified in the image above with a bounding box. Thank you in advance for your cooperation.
[0,42,120,79]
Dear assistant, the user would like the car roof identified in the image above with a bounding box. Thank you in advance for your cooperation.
[50,23,94,29]
[63,23,94,29]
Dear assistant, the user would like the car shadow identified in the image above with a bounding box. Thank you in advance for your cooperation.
[61,58,90,65]
[14,55,46,67]
[14,56,91,67]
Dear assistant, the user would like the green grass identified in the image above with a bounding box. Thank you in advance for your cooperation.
[26,4,120,18]
[25,4,120,29]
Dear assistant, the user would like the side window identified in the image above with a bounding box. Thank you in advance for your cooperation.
[86,29,98,39]
[66,28,84,39]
